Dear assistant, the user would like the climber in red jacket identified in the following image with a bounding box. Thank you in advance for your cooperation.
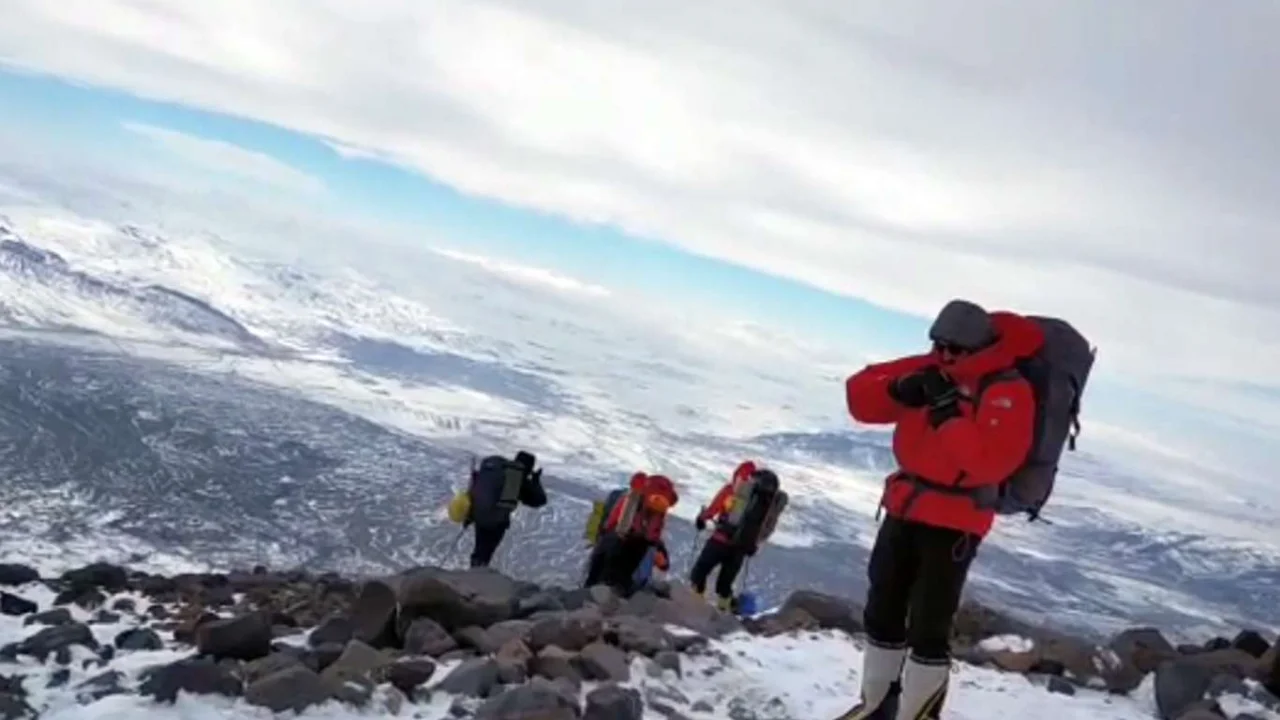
[836,299,1043,720]
[689,460,758,610]
[584,472,676,594]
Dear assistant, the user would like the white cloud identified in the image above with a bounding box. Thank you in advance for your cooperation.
[121,121,325,195]
[431,247,610,298]
[0,0,1277,393]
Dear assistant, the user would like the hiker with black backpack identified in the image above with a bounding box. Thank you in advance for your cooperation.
[835,299,1094,720]
[448,450,547,568]
[690,460,789,612]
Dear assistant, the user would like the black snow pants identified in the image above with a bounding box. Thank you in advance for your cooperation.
[584,533,651,594]
[689,536,748,599]
[862,515,982,661]
[470,521,509,568]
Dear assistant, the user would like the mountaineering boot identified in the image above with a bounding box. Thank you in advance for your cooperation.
[895,655,949,719]
[716,595,733,612]
[832,640,907,719]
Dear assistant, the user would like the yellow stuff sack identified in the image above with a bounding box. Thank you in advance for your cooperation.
[447,491,472,524]
[582,500,605,544]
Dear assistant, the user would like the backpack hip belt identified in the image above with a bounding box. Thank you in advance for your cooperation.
[892,472,1002,519]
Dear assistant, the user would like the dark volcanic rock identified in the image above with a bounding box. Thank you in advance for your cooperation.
[196,612,273,661]
[0,593,37,617]
[0,564,39,587]
[394,567,521,631]
[139,657,243,703]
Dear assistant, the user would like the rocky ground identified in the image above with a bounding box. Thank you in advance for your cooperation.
[0,560,1275,719]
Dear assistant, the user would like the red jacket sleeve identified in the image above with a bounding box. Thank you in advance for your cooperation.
[936,376,1035,486]
[700,484,734,521]
[845,354,935,424]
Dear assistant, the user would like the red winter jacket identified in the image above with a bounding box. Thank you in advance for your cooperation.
[603,472,678,544]
[845,312,1043,537]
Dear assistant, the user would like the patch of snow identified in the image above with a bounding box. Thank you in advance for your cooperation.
[978,634,1036,654]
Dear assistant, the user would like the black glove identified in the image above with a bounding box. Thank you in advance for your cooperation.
[889,366,955,407]
[928,396,963,428]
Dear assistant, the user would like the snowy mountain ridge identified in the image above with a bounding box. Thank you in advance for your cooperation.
[0,199,1277,644]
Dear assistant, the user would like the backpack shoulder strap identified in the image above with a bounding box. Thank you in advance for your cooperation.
[974,366,1023,398]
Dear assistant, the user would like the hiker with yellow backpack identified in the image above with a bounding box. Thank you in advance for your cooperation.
[582,471,676,593]
[447,450,547,568]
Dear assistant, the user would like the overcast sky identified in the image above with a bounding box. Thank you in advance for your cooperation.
[1,0,1277,477]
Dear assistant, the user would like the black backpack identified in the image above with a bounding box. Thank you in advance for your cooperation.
[975,316,1096,520]
[468,455,527,526]
[718,469,788,552]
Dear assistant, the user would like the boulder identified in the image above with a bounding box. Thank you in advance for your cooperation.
[75,670,125,704]
[778,590,864,638]
[486,619,535,649]
[531,645,583,684]
[319,639,393,690]
[0,564,39,587]
[308,616,355,648]
[584,683,643,720]
[474,677,580,720]
[114,628,164,652]
[385,658,437,695]
[496,638,534,684]
[24,608,73,627]
[604,615,675,657]
[245,665,337,713]
[16,622,99,662]
[1154,650,1262,720]
[394,566,521,631]
[60,562,129,594]
[1262,643,1279,696]
[528,607,604,652]
[578,641,630,682]
[1232,630,1272,659]
[196,612,273,661]
[745,606,819,637]
[241,652,306,684]
[392,616,447,656]
[138,657,243,703]
[0,593,36,617]
[1109,627,1179,675]
[436,656,501,698]
[349,578,399,649]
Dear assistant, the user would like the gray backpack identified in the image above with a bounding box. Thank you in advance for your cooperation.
[976,316,1096,521]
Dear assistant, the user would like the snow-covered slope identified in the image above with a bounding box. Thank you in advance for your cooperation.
[0,198,1277,642]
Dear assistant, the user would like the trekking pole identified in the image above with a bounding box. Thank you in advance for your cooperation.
[448,526,467,567]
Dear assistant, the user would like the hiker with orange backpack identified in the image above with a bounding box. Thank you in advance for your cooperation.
[835,300,1094,720]
[690,460,788,612]
[583,471,676,594]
